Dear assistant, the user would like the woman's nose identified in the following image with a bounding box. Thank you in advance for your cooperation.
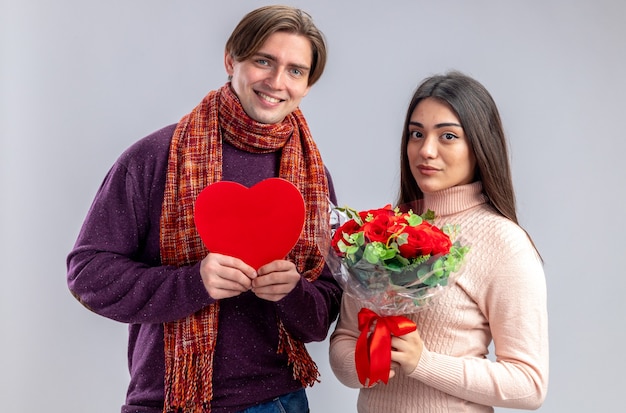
[418,136,437,159]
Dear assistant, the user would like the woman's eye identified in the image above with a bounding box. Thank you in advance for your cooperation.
[409,131,423,139]
[442,132,457,140]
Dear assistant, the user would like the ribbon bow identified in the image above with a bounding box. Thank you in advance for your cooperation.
[355,307,417,387]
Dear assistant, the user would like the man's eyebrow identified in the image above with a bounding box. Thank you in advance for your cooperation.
[409,121,462,128]
[254,52,276,61]
[254,52,311,71]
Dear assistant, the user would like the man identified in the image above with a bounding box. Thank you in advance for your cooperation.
[67,5,341,413]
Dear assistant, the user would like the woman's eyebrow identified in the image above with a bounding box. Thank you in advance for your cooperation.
[409,121,462,128]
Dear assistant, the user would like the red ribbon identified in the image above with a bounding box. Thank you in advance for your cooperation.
[355,308,417,387]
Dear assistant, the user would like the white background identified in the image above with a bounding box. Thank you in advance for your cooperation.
[2,0,625,412]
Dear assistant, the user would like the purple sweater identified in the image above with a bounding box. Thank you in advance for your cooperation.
[67,124,342,412]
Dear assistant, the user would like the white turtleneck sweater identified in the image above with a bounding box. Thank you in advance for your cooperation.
[329,182,549,412]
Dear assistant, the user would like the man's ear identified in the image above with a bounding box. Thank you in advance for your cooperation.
[224,51,235,75]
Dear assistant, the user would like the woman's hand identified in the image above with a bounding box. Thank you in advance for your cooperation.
[390,329,424,376]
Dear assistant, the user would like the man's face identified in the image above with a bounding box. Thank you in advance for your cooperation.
[225,31,313,124]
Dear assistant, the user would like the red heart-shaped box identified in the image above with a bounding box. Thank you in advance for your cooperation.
[194,178,306,270]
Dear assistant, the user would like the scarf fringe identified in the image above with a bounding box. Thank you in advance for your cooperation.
[277,321,320,387]
[163,305,219,413]
[164,351,213,413]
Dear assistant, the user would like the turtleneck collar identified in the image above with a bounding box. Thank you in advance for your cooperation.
[422,181,488,217]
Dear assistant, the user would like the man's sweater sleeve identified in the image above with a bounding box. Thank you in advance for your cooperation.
[67,127,214,324]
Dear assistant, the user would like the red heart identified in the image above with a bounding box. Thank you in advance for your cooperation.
[194,178,306,270]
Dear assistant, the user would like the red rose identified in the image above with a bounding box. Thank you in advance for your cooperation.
[386,213,410,233]
[358,204,394,222]
[360,214,393,243]
[331,219,361,253]
[421,223,452,255]
[397,222,451,258]
[397,224,431,258]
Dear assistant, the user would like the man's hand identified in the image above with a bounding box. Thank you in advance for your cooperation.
[199,252,257,299]
[251,260,301,301]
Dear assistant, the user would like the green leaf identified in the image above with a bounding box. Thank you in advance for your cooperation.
[395,232,409,246]
[351,232,365,247]
[431,258,444,278]
[421,209,436,222]
[337,240,349,253]
[335,206,363,225]
[406,212,423,227]
[362,242,382,264]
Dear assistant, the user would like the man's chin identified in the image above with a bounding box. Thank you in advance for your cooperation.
[246,109,287,125]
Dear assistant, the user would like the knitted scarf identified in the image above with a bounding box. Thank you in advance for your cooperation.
[160,84,330,413]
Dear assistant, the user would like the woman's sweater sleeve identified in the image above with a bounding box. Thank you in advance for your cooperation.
[329,294,367,388]
[412,240,549,409]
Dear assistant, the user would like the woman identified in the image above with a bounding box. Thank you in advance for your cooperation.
[329,71,548,412]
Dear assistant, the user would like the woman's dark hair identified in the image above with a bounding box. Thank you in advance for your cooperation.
[397,71,541,256]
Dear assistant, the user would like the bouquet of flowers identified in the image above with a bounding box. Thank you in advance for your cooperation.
[327,203,470,386]
[329,204,469,315]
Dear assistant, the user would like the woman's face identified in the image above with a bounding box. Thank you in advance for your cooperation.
[406,97,476,193]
